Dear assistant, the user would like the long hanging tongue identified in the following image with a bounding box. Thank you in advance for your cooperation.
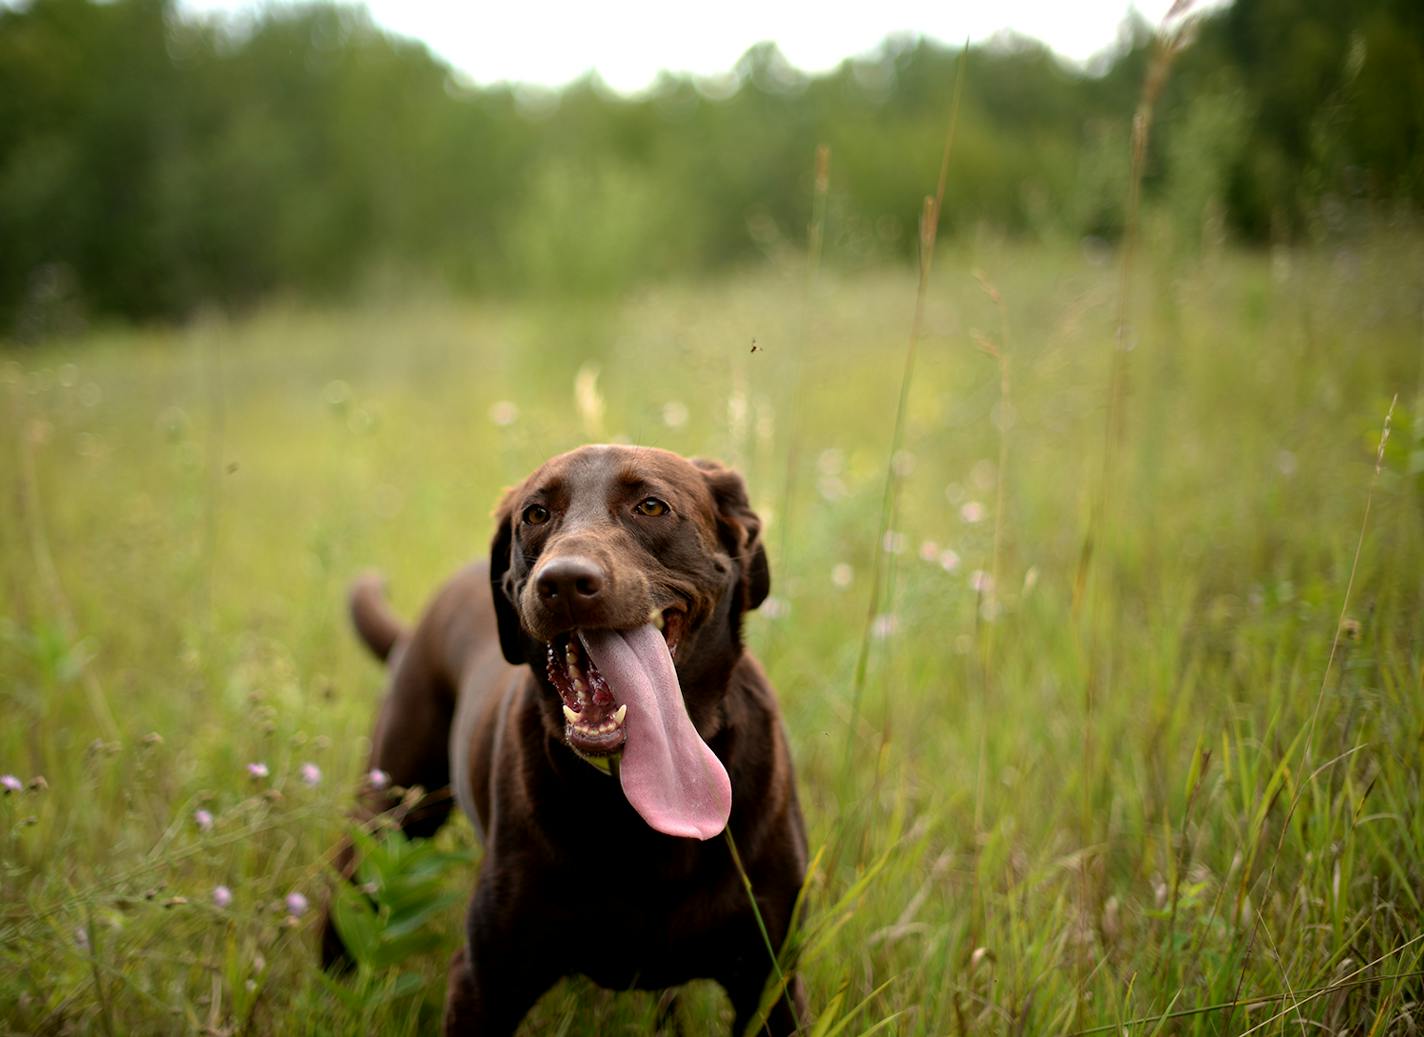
[579,625,731,840]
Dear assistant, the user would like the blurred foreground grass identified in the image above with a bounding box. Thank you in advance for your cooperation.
[2,236,1422,1034]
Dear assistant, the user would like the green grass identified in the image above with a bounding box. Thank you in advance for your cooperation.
[2,233,1422,1034]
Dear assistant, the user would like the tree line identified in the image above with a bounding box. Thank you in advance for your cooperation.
[1,0,1420,334]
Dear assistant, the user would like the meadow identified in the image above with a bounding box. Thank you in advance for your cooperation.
[2,229,1422,1034]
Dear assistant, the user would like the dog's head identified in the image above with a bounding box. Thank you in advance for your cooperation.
[488,445,769,839]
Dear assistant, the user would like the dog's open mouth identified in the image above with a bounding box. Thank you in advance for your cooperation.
[541,608,730,841]
[546,609,684,757]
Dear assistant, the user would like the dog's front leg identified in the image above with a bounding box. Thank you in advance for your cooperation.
[442,876,560,1035]
[717,893,807,1037]
[723,966,806,1037]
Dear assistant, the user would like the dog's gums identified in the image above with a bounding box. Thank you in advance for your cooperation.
[545,610,684,757]
[547,634,627,752]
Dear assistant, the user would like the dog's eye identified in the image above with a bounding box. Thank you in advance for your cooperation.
[522,504,550,526]
[633,497,669,517]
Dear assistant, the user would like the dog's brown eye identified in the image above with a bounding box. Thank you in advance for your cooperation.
[634,497,669,517]
[522,504,550,526]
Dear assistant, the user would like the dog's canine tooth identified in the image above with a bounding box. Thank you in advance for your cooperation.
[562,704,579,724]
[612,704,627,725]
[648,608,664,630]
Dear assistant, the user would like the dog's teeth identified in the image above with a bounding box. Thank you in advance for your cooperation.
[577,688,589,708]
[562,704,579,724]
[572,677,587,694]
[648,608,664,630]
[612,704,627,725]
[565,650,578,665]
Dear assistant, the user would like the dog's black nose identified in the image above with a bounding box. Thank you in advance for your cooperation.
[535,556,605,604]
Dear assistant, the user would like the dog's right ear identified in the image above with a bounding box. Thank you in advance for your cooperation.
[488,493,527,665]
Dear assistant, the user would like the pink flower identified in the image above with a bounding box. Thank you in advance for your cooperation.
[918,540,940,563]
[194,809,214,831]
[0,774,22,794]
[760,596,789,620]
[285,892,309,918]
[246,762,269,780]
[960,501,985,524]
[830,563,853,589]
[939,548,961,572]
[213,885,233,909]
[299,763,321,787]
[660,401,688,428]
[487,400,519,427]
[367,768,390,790]
[871,614,898,640]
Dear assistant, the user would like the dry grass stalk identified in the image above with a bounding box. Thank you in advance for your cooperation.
[1074,2,1201,618]
[841,42,969,783]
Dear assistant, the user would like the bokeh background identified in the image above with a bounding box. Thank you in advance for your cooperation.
[2,1,1422,1034]
[3,0,1422,331]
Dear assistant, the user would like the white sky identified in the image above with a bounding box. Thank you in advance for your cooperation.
[180,0,1220,95]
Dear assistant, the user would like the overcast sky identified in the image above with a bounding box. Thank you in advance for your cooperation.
[179,0,1220,95]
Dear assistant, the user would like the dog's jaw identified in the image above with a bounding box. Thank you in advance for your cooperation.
[543,608,685,759]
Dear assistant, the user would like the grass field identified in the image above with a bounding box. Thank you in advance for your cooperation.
[2,233,1422,1034]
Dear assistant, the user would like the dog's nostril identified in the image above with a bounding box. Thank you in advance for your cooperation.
[535,557,605,604]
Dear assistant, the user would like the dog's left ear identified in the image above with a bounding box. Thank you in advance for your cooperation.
[488,492,527,665]
[693,458,770,611]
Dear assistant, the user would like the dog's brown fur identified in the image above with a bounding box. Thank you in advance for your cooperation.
[322,445,807,1035]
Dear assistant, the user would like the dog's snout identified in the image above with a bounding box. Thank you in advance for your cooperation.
[535,556,605,605]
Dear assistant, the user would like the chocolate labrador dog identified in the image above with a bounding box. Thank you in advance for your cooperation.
[323,444,807,1035]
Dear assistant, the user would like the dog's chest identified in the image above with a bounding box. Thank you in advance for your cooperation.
[544,853,744,988]
[569,899,736,989]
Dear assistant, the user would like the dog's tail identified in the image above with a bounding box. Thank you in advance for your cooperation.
[349,571,405,664]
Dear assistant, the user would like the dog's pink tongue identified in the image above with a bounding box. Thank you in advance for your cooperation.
[579,625,731,840]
